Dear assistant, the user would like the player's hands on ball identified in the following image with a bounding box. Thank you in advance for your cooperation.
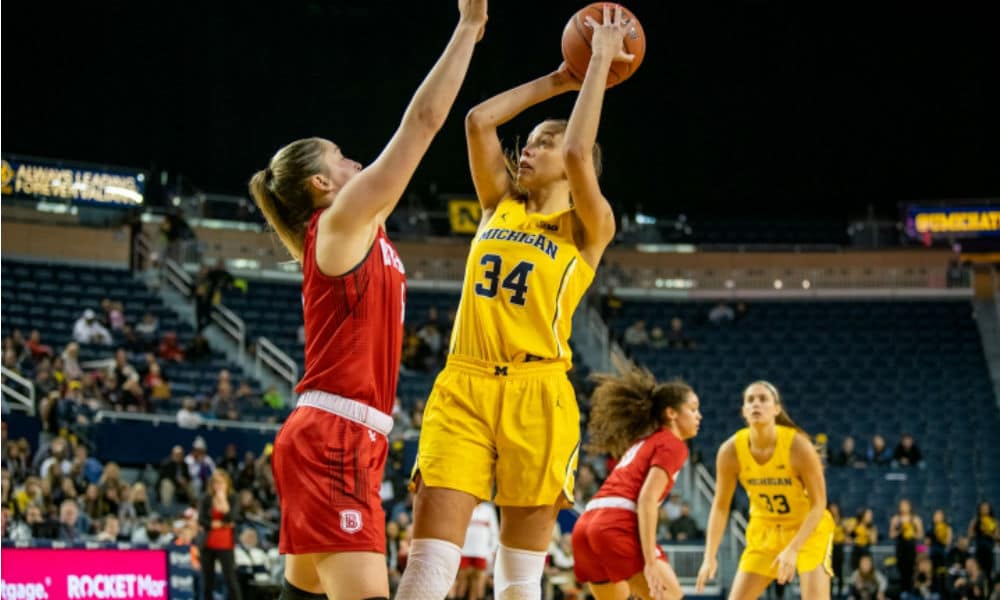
[695,555,717,592]
[771,545,800,585]
[458,0,488,41]
[584,4,635,64]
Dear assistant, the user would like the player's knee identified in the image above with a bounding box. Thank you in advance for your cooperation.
[279,579,326,600]
[494,544,547,600]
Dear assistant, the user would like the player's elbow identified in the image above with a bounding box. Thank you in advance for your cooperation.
[465,106,490,132]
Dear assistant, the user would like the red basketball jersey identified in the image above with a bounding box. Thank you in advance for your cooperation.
[594,428,688,503]
[296,211,406,415]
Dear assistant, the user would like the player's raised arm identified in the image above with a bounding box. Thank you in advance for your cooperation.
[465,67,580,214]
[330,0,488,230]
[563,4,634,264]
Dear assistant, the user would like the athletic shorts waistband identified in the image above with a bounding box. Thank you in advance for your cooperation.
[445,354,568,378]
[584,496,637,513]
[296,390,393,436]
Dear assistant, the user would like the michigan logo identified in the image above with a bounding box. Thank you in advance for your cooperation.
[340,510,363,534]
[1,160,14,195]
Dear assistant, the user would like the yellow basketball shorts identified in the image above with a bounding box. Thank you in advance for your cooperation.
[413,355,580,507]
[739,510,835,578]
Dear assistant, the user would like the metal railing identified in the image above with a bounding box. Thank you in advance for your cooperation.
[161,258,247,361]
[93,410,280,433]
[163,258,193,296]
[211,303,247,362]
[255,337,298,391]
[1,366,35,416]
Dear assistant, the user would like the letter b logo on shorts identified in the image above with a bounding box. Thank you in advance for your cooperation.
[340,510,363,534]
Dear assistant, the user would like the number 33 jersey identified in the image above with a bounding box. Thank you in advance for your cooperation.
[735,425,813,524]
[449,198,595,369]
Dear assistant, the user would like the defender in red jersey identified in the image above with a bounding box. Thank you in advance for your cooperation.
[247,3,488,598]
[571,361,701,600]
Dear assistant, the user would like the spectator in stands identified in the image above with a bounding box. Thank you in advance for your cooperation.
[26,329,54,361]
[131,513,170,545]
[39,437,73,480]
[108,349,138,393]
[4,506,32,542]
[119,325,145,354]
[930,509,953,573]
[848,554,888,600]
[212,381,239,420]
[118,373,147,412]
[144,362,171,402]
[668,316,696,349]
[867,434,893,467]
[891,499,925,595]
[23,503,57,540]
[969,502,998,589]
[235,527,273,596]
[216,444,240,479]
[158,331,185,363]
[850,508,879,570]
[262,386,284,410]
[949,536,972,569]
[135,312,160,348]
[199,469,242,600]
[186,436,216,496]
[95,514,121,542]
[708,302,735,324]
[185,333,211,362]
[73,309,113,346]
[110,301,126,332]
[159,445,194,506]
[58,498,84,542]
[2,348,21,375]
[734,302,748,322]
[648,325,668,349]
[906,555,940,600]
[177,397,204,429]
[950,557,989,599]
[545,531,576,599]
[623,319,650,349]
[830,436,865,468]
[893,434,924,468]
[61,342,83,380]
[72,444,103,486]
[669,502,703,541]
[663,492,683,523]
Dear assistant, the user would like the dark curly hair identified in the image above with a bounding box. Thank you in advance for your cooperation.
[585,358,693,458]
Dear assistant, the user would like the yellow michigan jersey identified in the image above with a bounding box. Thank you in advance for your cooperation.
[734,425,835,577]
[449,198,594,368]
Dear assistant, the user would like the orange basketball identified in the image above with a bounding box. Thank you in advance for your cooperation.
[561,3,646,88]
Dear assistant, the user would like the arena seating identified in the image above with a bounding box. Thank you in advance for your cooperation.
[610,299,1000,523]
[1,259,262,414]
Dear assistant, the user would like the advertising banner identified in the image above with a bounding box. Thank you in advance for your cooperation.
[1,155,145,206]
[1,548,168,600]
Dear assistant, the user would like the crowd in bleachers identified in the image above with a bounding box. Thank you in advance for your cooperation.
[5,260,1000,599]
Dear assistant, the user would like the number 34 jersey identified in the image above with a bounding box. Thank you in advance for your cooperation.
[735,425,813,524]
[449,198,595,369]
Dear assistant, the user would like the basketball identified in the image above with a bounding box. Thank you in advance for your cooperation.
[561,3,646,88]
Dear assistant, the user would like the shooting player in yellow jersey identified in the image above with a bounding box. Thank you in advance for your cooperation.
[696,381,835,600]
[396,7,636,600]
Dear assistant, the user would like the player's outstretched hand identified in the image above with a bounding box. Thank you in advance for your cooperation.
[695,555,717,593]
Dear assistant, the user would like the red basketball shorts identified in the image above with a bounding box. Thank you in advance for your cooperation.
[272,405,388,554]
[572,507,667,584]
[460,556,488,570]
